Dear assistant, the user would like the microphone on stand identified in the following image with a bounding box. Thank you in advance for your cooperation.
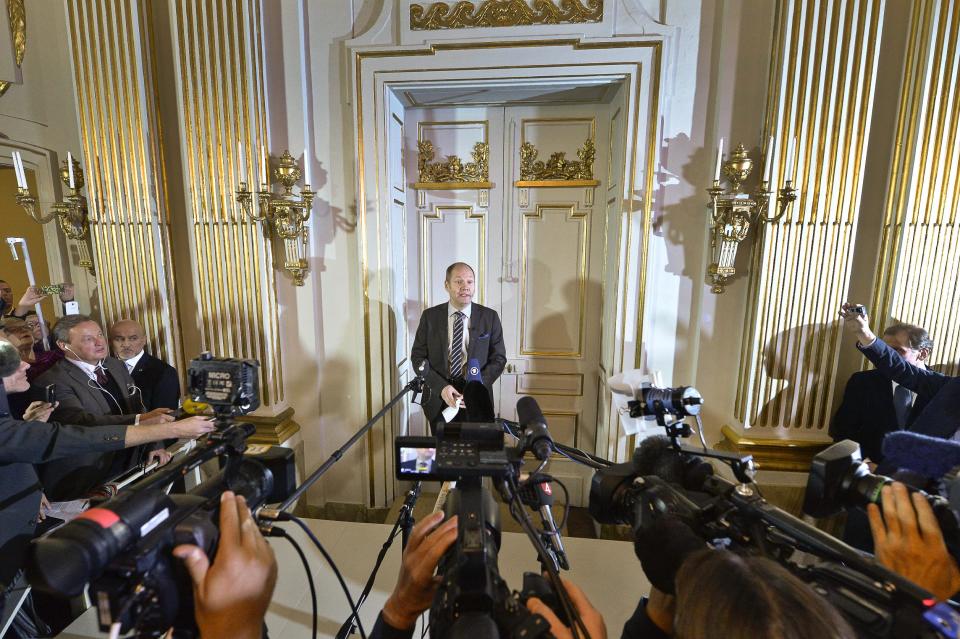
[515,396,568,568]
[517,396,553,460]
[521,476,570,571]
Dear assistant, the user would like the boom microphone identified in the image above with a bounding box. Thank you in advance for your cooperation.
[881,431,960,479]
[517,396,553,461]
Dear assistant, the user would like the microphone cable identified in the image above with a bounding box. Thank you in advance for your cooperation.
[263,513,368,639]
[272,527,318,639]
[520,473,571,531]
[503,474,588,639]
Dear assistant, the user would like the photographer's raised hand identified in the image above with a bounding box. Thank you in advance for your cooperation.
[381,511,458,630]
[526,576,607,639]
[867,482,960,601]
[838,302,876,345]
[173,491,277,639]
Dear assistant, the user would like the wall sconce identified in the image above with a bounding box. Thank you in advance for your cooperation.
[706,140,798,293]
[12,151,94,272]
[235,150,315,286]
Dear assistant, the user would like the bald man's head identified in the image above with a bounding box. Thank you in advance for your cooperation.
[109,319,147,360]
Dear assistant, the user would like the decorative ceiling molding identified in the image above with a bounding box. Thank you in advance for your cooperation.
[0,0,25,98]
[410,0,603,31]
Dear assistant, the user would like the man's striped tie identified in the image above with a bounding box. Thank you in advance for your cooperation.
[450,311,465,378]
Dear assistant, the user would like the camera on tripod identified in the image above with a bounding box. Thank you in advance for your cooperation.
[392,399,568,639]
[26,354,293,639]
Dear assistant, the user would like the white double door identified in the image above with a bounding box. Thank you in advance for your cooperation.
[405,103,611,501]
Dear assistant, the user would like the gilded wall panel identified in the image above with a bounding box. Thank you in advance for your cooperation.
[169,0,281,404]
[736,0,884,431]
[872,0,960,377]
[66,0,181,369]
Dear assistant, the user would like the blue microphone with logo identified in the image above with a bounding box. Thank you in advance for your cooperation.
[463,358,494,421]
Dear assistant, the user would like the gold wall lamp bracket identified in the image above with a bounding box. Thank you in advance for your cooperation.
[706,143,798,293]
[235,149,315,286]
[13,154,94,272]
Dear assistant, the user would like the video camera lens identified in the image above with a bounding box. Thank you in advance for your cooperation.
[804,440,911,517]
[629,386,703,419]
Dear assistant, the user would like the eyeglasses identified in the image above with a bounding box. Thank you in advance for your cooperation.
[25,321,40,328]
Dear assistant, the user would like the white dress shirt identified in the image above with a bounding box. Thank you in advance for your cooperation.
[123,350,145,374]
[67,357,104,382]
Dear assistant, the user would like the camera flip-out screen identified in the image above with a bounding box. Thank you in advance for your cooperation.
[396,436,442,481]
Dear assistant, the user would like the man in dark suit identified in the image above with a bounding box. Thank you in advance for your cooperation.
[830,322,933,463]
[841,304,960,442]
[411,262,507,430]
[110,319,181,411]
[34,315,176,500]
[0,339,214,602]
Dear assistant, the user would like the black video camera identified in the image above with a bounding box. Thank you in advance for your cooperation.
[393,401,565,639]
[587,385,960,638]
[188,352,260,421]
[27,355,291,639]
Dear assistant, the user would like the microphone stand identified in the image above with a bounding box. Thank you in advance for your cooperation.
[336,481,423,639]
[258,365,428,638]
[265,369,427,515]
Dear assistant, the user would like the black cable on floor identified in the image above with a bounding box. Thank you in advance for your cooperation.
[278,514,368,639]
[273,527,318,639]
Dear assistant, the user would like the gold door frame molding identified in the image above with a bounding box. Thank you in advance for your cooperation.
[353,38,661,505]
[519,203,589,358]
[410,0,603,31]
[420,204,486,307]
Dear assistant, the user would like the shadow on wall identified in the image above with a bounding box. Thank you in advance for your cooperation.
[753,322,837,430]
[529,259,571,353]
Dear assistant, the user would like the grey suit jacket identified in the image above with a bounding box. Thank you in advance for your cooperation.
[34,358,153,499]
[410,302,507,420]
[36,357,143,426]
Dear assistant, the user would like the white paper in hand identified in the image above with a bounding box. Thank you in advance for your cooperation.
[442,398,462,423]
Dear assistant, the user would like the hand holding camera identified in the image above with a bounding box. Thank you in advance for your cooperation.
[867,482,960,601]
[173,491,278,639]
[838,302,876,344]
[381,511,459,630]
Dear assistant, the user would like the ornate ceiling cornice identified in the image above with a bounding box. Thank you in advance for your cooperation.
[410,0,603,31]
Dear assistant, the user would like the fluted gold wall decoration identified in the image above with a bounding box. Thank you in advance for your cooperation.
[410,0,603,30]
[872,0,960,377]
[170,0,282,405]
[65,0,181,370]
[735,0,884,432]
